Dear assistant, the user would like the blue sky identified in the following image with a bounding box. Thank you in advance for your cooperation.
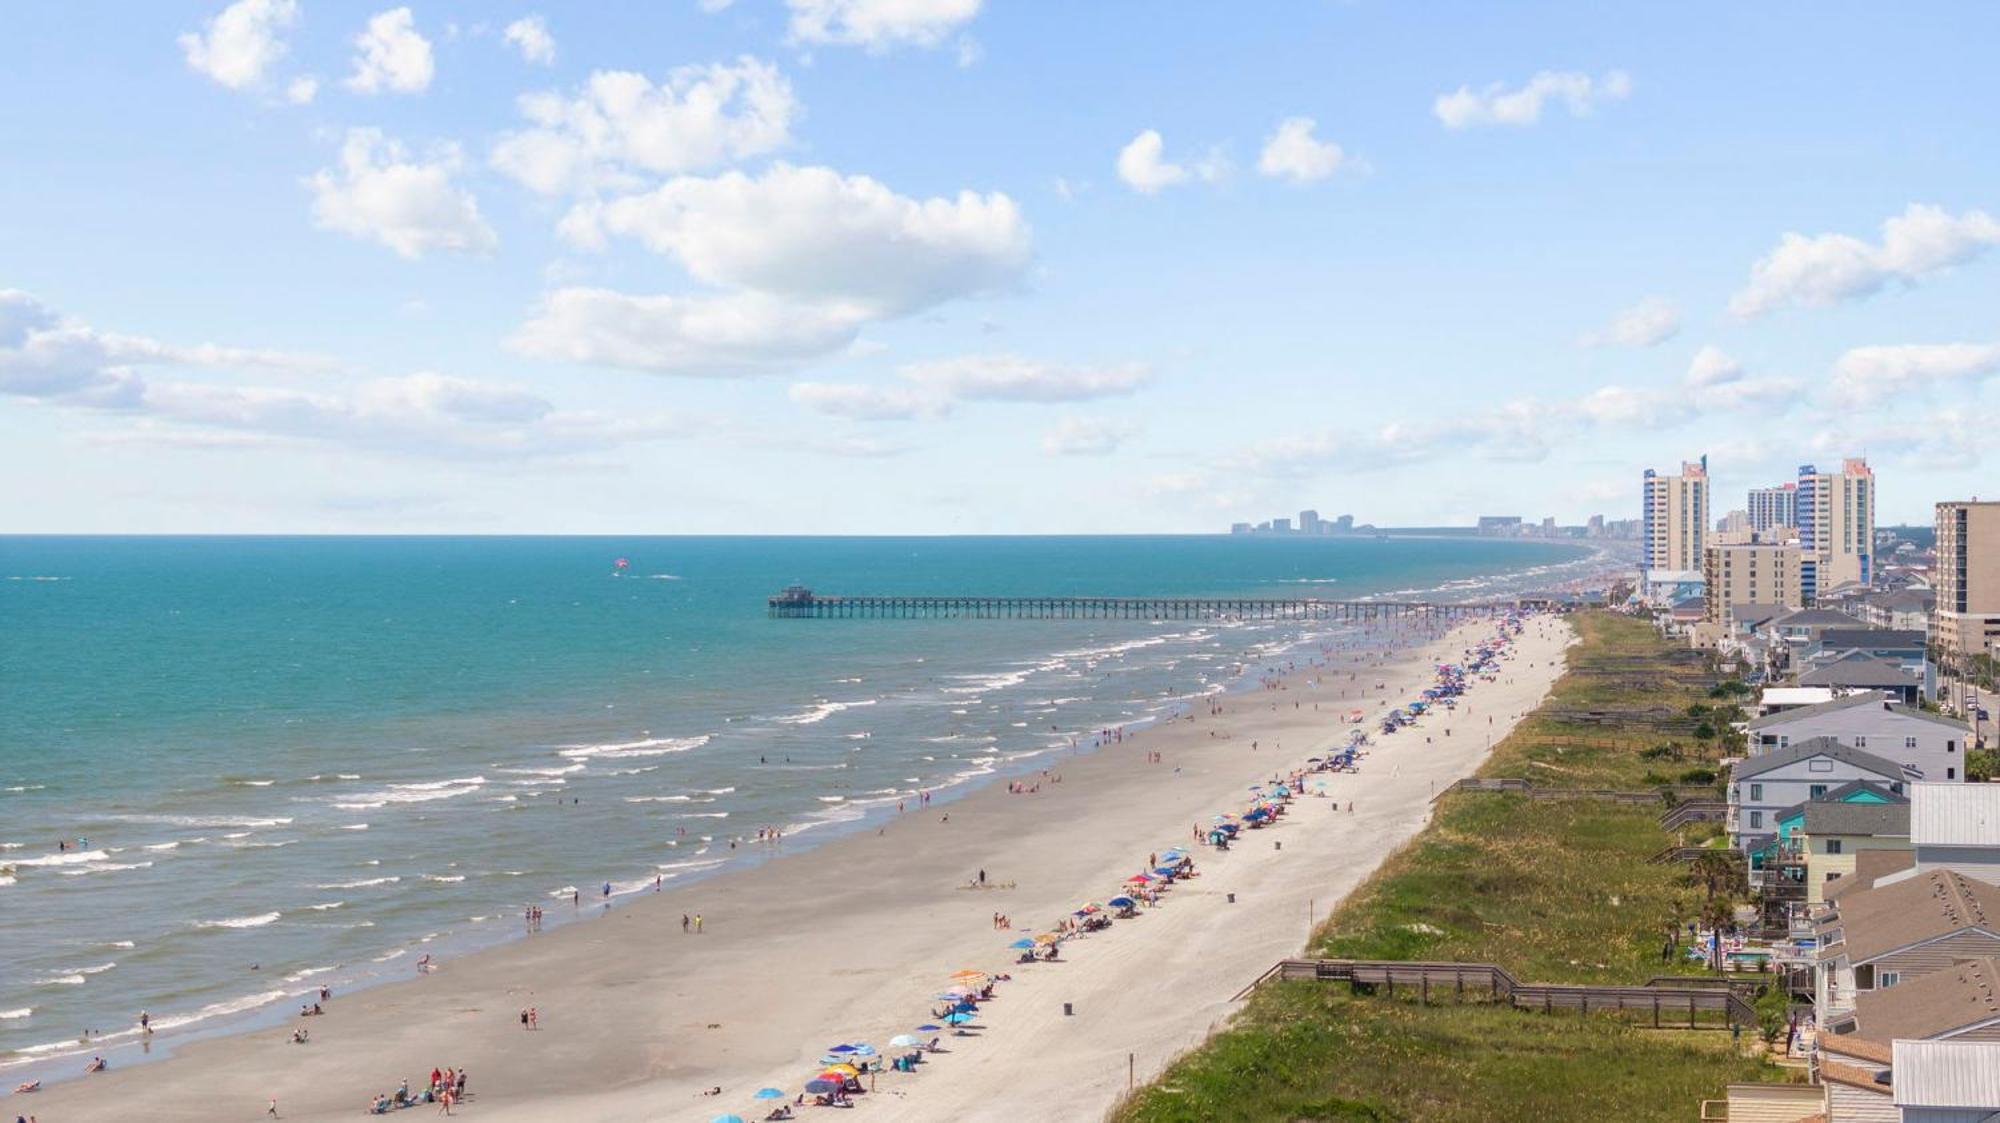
[4,2,1999,533]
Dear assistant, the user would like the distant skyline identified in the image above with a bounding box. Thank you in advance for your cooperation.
[4,3,1999,533]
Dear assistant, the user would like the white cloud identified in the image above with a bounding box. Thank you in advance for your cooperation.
[1683,344,1741,388]
[346,7,434,95]
[566,163,1028,315]
[2,291,683,460]
[526,164,1029,376]
[787,381,941,421]
[1116,130,1185,194]
[788,355,1152,421]
[503,15,556,65]
[1041,415,1134,456]
[1831,342,2000,406]
[1578,296,1680,348]
[179,0,300,91]
[1433,69,1631,129]
[491,59,795,195]
[511,289,864,377]
[307,128,498,259]
[787,0,982,51]
[285,75,319,104]
[1729,204,2000,317]
[902,354,1150,402]
[1,289,328,404]
[1256,117,1345,183]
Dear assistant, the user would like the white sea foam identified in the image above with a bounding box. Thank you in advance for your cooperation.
[4,784,47,793]
[372,949,406,962]
[339,823,369,830]
[422,873,466,883]
[195,911,281,929]
[315,876,398,889]
[231,779,277,787]
[676,811,729,818]
[334,775,486,810]
[307,901,345,910]
[773,699,877,725]
[624,795,693,803]
[12,848,109,867]
[107,814,291,829]
[104,940,135,949]
[149,989,288,1033]
[283,965,336,982]
[495,763,584,778]
[60,860,154,875]
[36,974,86,986]
[0,1008,30,1019]
[557,735,708,761]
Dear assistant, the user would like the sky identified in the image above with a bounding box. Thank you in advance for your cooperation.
[4,1,1999,534]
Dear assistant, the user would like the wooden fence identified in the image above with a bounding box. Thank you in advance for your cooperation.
[1237,959,1758,1029]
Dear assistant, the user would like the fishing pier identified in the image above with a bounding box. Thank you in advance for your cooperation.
[767,586,1519,621]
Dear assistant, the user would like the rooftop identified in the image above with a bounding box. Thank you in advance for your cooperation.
[1848,956,2000,1047]
[1734,737,1910,782]
[1911,783,2000,847]
[1746,691,1969,733]
[1825,869,2000,964]
[1815,627,1925,651]
[1802,799,1909,838]
[1795,652,1918,689]
[1892,1039,2000,1109]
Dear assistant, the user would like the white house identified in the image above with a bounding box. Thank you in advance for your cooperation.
[1731,738,1911,854]
[1893,1039,2000,1121]
[1744,692,1972,783]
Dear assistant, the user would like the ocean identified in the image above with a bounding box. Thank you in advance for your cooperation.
[0,534,1597,1075]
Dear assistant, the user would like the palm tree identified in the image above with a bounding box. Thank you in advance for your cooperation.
[1687,851,1740,902]
[1700,896,1738,973]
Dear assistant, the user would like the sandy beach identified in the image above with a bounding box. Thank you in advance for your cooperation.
[27,614,1573,1122]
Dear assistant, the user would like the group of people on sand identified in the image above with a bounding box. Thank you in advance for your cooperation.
[368,1067,466,1115]
[517,1007,539,1030]
[989,912,1012,930]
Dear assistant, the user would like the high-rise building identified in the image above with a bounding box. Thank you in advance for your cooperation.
[1933,500,2000,668]
[1797,459,1874,602]
[1298,509,1323,535]
[1271,517,1292,533]
[1334,514,1354,532]
[1747,484,1797,534]
[1643,459,1709,572]
[1718,510,1751,535]
[1702,541,1802,624]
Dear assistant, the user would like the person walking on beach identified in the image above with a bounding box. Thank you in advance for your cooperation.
[528,1007,538,1029]
[977,868,986,886]
[693,914,703,933]
[682,914,690,933]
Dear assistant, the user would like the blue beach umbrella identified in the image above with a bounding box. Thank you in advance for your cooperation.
[1108,896,1134,908]
[945,1011,975,1025]
[712,1116,745,1123]
[851,1044,877,1057]
[915,1024,942,1032]
[826,1044,857,1054]
[754,1088,785,1100]
[804,1079,840,1095]
[1009,937,1035,949]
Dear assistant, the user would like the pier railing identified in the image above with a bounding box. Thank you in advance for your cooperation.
[767,592,1523,621]
[1236,959,1757,1028]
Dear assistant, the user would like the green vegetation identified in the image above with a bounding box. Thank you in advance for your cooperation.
[1120,989,1774,1123]
[1115,613,1782,1123]
[1970,746,1997,783]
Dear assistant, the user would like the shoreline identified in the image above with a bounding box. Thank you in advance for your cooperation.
[26,610,1576,1121]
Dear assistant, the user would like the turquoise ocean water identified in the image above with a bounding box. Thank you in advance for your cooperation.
[0,534,1595,1076]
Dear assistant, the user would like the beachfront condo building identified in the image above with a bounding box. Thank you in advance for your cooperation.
[1748,483,1797,534]
[1796,460,1874,603]
[1702,541,1802,623]
[1933,500,2000,670]
[1643,460,1709,572]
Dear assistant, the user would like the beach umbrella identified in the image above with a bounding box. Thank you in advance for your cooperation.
[1108,896,1134,908]
[944,1012,975,1025]
[915,1024,942,1032]
[851,1044,877,1057]
[951,1001,977,1014]
[1009,937,1035,949]
[712,1115,745,1123]
[804,1079,839,1095]
[826,1044,857,1054]
[824,1063,860,1076]
[889,1034,920,1048]
[1126,874,1151,884]
[754,1088,785,1100]
[1033,932,1060,944]
[950,969,987,981]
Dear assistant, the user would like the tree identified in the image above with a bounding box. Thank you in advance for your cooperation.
[1687,851,1741,902]
[1969,747,1998,783]
[1700,896,1738,973]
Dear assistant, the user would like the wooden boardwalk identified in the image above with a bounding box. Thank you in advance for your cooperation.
[767,589,1523,621]
[1239,959,1758,1028]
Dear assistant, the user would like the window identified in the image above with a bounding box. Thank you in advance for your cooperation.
[1750,783,1763,801]
[1810,784,1828,798]
[1750,811,1764,829]
[1855,965,1875,989]
[1948,767,1957,780]
[1809,758,1834,772]
[1905,736,1918,749]
[1779,735,1790,748]
[1854,736,1867,748]
[1878,971,1901,988]
[1826,840,1843,854]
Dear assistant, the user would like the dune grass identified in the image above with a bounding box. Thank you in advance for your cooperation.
[1113,612,1781,1122]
